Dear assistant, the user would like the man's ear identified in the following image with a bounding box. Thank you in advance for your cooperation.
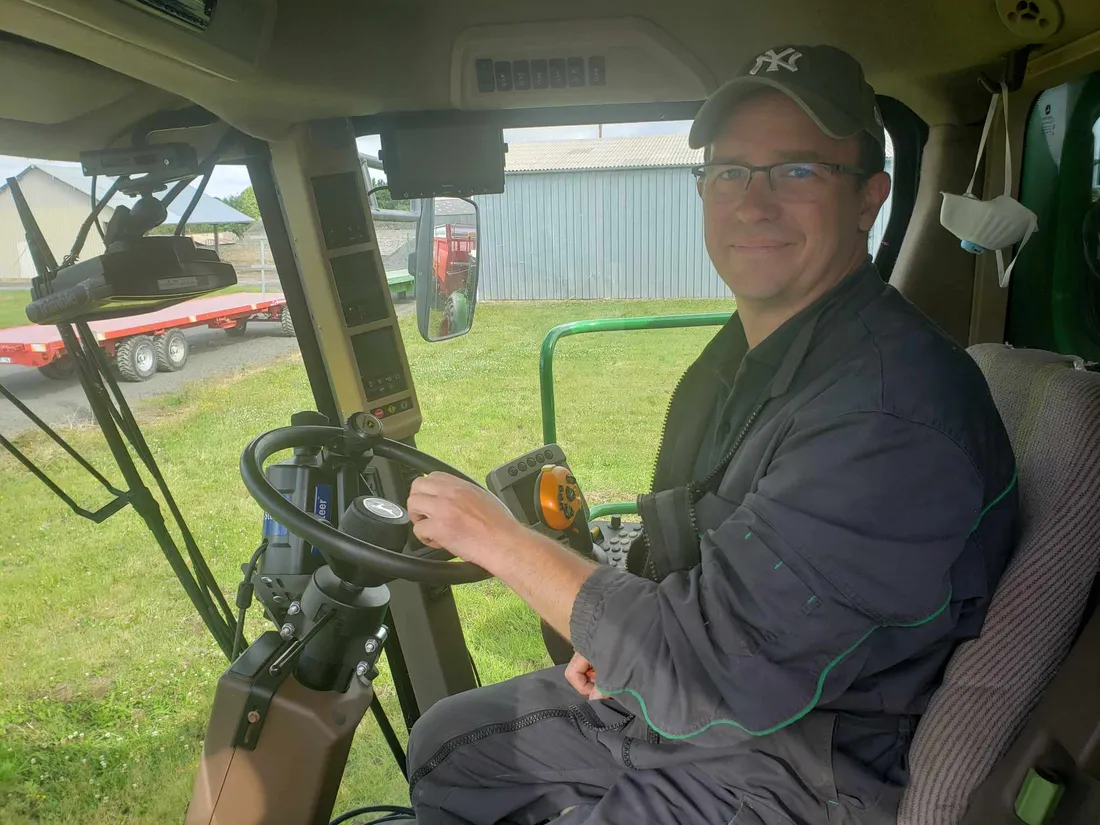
[858,171,892,232]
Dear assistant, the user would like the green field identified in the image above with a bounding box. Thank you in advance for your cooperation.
[0,298,732,823]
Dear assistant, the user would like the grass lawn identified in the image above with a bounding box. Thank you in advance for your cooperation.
[0,285,261,331]
[0,297,733,823]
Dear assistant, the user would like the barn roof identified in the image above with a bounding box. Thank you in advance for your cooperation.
[0,164,254,225]
[505,134,702,174]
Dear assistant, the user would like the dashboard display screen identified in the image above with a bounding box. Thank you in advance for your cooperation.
[350,326,408,400]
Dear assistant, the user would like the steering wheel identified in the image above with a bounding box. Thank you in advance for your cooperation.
[240,415,493,586]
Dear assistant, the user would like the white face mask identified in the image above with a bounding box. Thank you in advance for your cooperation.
[940,81,1038,287]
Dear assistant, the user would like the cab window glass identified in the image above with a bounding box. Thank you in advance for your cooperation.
[1008,70,1100,356]
[359,123,897,303]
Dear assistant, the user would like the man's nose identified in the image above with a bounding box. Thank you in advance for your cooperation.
[732,172,781,222]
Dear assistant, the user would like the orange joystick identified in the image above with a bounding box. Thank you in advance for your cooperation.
[535,465,595,558]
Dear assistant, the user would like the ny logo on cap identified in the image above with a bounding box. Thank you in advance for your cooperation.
[750,48,802,75]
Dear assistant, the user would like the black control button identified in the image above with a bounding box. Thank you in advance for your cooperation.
[535,452,545,463]
[589,56,606,86]
[495,61,513,91]
[567,58,586,87]
[508,466,519,477]
[531,59,549,89]
[544,447,554,460]
[475,59,495,93]
[513,60,531,90]
[610,515,622,529]
[566,487,576,502]
[565,474,576,485]
[549,58,566,88]
[562,503,574,519]
[528,458,537,468]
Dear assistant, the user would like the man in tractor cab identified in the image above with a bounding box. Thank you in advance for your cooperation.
[405,44,1018,825]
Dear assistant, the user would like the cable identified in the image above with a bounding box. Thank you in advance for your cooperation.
[329,805,415,825]
[232,541,268,660]
[64,177,121,267]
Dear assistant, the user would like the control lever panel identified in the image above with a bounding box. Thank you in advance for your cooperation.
[588,515,642,569]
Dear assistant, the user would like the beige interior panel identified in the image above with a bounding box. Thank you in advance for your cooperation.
[449,17,714,109]
[0,35,140,124]
[890,122,984,346]
[1,0,1099,159]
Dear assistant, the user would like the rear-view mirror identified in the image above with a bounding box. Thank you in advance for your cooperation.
[411,196,480,342]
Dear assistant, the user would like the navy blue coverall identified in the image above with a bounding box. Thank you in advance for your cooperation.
[407,262,1019,825]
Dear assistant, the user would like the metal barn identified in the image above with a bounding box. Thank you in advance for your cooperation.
[473,134,892,300]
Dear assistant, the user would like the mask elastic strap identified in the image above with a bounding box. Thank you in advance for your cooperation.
[966,81,1011,198]
[996,216,1038,288]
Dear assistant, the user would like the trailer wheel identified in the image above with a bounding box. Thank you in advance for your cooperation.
[225,320,248,338]
[280,311,295,338]
[155,329,189,372]
[38,355,77,380]
[115,336,157,382]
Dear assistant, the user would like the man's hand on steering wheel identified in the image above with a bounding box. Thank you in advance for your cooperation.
[407,472,528,565]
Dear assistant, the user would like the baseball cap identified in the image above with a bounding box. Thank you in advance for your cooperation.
[688,44,885,155]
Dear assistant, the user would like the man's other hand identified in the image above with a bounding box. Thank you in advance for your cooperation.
[565,652,607,701]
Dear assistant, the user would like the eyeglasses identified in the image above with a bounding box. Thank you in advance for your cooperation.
[691,162,867,203]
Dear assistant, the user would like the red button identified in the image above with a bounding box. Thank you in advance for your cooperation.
[373,409,385,418]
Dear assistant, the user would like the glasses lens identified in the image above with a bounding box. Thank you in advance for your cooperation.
[696,165,749,198]
[770,163,832,201]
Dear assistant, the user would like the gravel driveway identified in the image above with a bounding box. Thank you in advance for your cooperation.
[0,324,300,436]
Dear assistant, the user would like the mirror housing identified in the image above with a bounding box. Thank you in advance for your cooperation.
[412,196,480,341]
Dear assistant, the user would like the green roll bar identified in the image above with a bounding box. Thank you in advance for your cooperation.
[539,312,733,520]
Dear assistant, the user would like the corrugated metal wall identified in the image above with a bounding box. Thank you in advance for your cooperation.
[473,160,893,301]
[473,167,724,300]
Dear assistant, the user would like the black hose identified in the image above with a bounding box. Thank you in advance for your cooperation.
[174,127,238,236]
[329,805,415,825]
[469,650,482,687]
[370,699,408,779]
[91,176,105,242]
[174,169,212,237]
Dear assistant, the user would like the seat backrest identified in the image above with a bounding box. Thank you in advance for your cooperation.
[898,345,1100,825]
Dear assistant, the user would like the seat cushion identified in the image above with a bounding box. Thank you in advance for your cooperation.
[898,345,1100,825]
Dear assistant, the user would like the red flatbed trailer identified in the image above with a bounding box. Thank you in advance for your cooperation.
[0,292,294,381]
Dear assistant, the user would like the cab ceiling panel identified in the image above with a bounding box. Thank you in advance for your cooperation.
[0,0,1099,149]
[0,35,141,123]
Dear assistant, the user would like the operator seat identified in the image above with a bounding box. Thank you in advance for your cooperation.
[899,345,1100,825]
